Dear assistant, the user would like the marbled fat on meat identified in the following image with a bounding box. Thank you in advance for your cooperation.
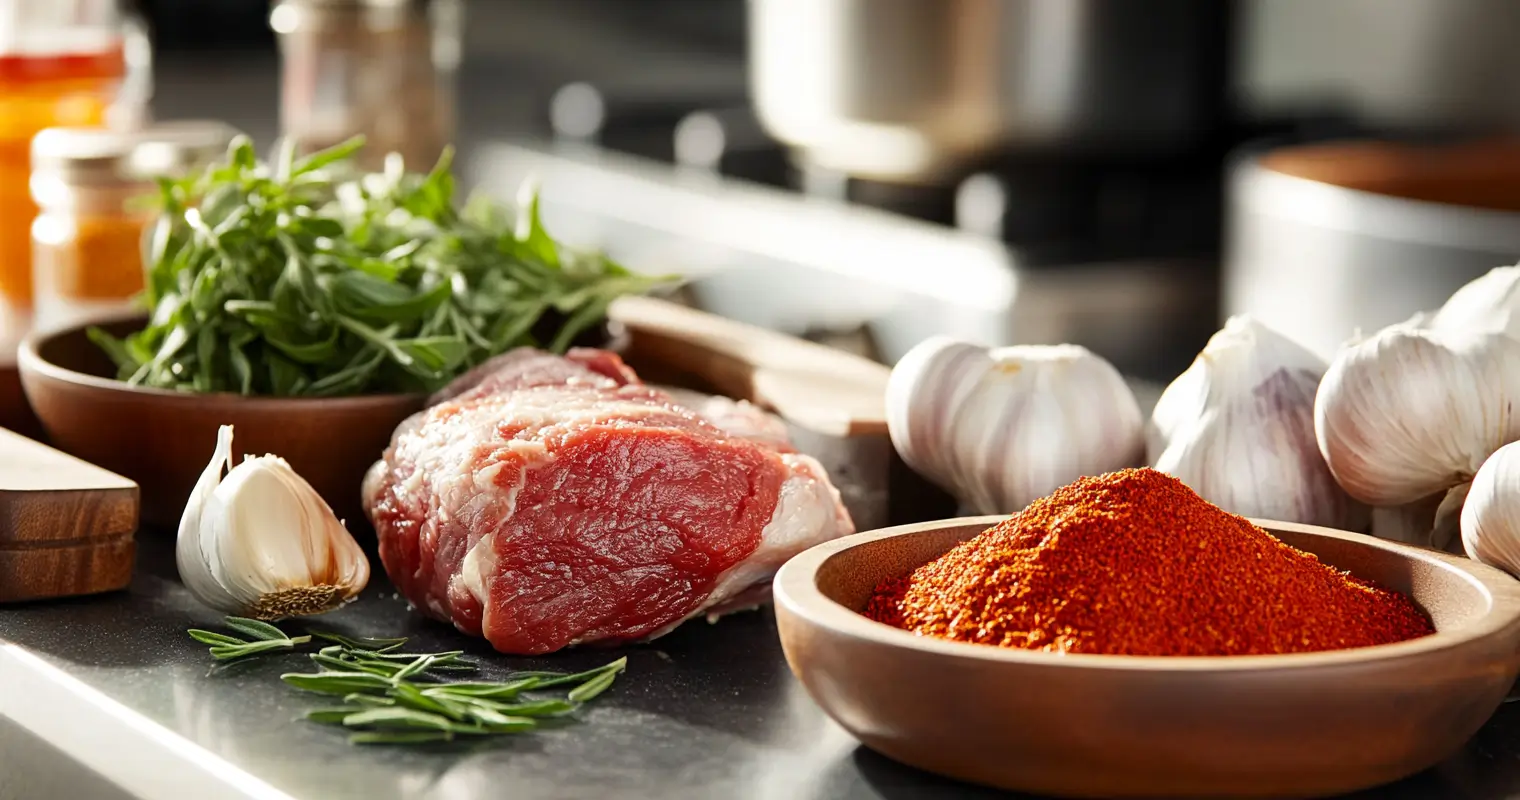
[362,348,855,654]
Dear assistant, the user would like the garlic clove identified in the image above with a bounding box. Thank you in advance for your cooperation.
[1429,263,1520,340]
[1148,315,1363,529]
[885,335,995,488]
[176,424,243,613]
[1462,440,1520,576]
[175,425,370,620]
[1369,495,1444,547]
[1314,324,1520,508]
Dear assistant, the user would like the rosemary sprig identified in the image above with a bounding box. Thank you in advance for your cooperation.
[188,617,312,661]
[186,616,628,747]
[310,630,408,652]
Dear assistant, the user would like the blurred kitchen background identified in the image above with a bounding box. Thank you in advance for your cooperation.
[2,0,1519,412]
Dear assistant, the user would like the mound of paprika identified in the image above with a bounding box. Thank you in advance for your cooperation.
[865,468,1434,656]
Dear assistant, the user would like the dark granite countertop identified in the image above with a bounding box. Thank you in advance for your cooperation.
[4,531,1520,800]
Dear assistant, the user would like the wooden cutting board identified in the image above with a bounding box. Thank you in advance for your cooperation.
[608,295,891,438]
[0,427,139,602]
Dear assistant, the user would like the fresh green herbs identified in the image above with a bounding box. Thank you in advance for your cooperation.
[93,135,671,397]
[187,616,312,660]
[187,617,627,746]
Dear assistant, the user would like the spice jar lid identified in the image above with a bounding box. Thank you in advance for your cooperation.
[31,121,242,187]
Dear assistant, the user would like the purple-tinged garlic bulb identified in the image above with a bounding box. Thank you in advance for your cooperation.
[1150,315,1364,531]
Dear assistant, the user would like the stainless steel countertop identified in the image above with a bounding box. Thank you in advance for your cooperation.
[6,533,1520,800]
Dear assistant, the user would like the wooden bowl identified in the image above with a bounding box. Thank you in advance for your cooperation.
[17,317,425,530]
[773,516,1520,799]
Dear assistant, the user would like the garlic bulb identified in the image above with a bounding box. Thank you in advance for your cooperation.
[1315,324,1520,547]
[886,336,1143,515]
[1147,315,1362,529]
[1428,263,1520,339]
[1462,441,1520,575]
[177,425,370,620]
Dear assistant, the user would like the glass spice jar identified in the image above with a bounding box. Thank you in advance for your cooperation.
[29,121,238,333]
[270,0,462,173]
[0,0,152,353]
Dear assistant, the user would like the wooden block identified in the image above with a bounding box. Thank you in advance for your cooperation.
[0,427,139,602]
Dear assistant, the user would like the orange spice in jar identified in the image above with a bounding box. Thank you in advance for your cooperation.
[29,122,237,333]
[865,468,1435,656]
[0,35,129,346]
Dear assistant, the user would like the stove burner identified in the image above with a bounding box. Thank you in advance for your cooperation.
[543,78,1225,264]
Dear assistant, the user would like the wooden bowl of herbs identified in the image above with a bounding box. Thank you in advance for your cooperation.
[18,136,663,530]
[773,469,1520,799]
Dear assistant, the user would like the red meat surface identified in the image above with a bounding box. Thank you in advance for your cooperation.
[363,348,854,655]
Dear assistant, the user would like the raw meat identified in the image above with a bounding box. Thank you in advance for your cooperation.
[362,347,855,655]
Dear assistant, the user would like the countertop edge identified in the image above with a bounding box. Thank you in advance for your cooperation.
[0,641,295,800]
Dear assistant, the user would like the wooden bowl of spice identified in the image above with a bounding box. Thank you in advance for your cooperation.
[773,469,1520,799]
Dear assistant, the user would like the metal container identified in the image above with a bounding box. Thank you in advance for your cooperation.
[1223,138,1520,360]
[747,0,1228,182]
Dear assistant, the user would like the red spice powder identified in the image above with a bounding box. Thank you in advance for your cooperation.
[865,468,1435,656]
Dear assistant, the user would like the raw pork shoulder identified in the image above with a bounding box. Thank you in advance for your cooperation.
[362,347,855,654]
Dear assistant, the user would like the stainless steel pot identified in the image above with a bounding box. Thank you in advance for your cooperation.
[1223,138,1520,360]
[747,0,1227,182]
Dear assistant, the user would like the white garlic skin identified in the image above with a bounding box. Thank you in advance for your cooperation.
[1314,324,1520,508]
[1147,315,1362,529]
[1429,263,1520,340]
[884,336,989,485]
[1463,441,1520,576]
[886,336,1143,515]
[177,425,370,620]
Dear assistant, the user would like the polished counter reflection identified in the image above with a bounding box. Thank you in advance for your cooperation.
[0,532,1517,800]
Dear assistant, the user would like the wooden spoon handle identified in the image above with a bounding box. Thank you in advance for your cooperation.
[607,296,889,437]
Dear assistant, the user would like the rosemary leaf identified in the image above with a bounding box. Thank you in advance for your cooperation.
[343,693,397,708]
[421,678,540,699]
[224,617,293,642]
[567,668,620,704]
[311,653,394,676]
[464,706,537,732]
[532,657,629,690]
[281,671,394,696]
[309,630,409,652]
[346,649,468,664]
[423,693,479,723]
[388,683,463,720]
[390,654,437,683]
[187,630,247,647]
[342,707,455,731]
[457,698,575,718]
